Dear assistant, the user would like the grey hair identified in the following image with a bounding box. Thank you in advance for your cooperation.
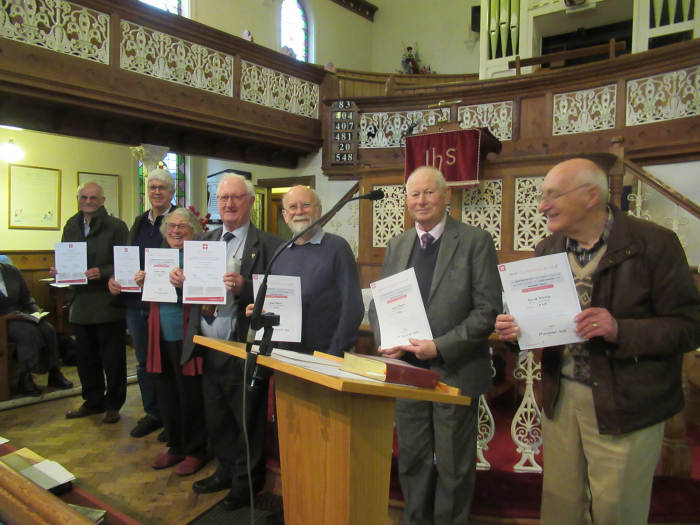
[576,160,609,203]
[405,166,448,192]
[160,207,203,238]
[282,186,322,208]
[217,173,255,197]
[147,168,175,192]
[77,182,104,198]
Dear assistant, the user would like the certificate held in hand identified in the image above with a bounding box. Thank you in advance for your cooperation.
[54,242,88,285]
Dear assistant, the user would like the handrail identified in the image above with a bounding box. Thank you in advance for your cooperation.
[319,182,360,228]
[508,39,627,75]
[624,160,700,220]
[0,461,94,525]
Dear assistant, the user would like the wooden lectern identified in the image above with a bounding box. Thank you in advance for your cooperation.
[194,336,470,525]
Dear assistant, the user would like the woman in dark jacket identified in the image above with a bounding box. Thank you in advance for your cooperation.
[136,207,208,477]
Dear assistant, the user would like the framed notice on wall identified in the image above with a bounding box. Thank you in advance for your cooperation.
[78,172,120,218]
[8,165,61,230]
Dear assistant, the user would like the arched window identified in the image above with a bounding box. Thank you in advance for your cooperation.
[280,0,308,62]
[139,0,181,15]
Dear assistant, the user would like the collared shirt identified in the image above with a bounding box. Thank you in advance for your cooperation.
[566,208,614,266]
[0,267,7,296]
[199,221,250,340]
[83,218,90,237]
[148,209,157,225]
[295,227,325,246]
[415,213,447,243]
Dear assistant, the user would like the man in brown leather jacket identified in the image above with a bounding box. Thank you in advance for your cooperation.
[496,158,700,525]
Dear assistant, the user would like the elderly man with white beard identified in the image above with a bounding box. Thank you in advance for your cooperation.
[270,185,364,356]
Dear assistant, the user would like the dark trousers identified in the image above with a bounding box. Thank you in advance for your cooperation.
[126,307,161,421]
[156,339,207,458]
[202,347,269,496]
[7,319,60,374]
[73,320,127,411]
[395,398,479,525]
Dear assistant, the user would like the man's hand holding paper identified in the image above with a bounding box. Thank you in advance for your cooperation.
[497,253,585,350]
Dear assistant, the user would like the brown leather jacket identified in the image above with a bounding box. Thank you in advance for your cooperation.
[538,204,700,435]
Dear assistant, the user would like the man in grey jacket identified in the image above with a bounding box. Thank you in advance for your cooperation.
[369,166,501,525]
[57,182,129,424]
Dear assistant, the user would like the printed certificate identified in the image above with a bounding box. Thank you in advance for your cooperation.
[54,242,87,285]
[142,248,179,303]
[370,267,433,349]
[498,252,585,350]
[183,241,227,305]
[252,274,302,343]
[113,246,141,292]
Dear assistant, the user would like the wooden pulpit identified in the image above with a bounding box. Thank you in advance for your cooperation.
[194,336,471,525]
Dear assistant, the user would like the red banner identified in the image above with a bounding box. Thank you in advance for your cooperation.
[405,128,499,188]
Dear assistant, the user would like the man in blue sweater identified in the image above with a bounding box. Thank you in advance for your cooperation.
[271,185,364,356]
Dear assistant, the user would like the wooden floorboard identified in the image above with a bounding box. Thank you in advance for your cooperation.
[0,382,692,525]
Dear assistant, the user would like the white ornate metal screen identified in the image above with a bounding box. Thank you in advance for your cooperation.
[359,109,450,149]
[513,176,547,251]
[627,65,700,126]
[372,184,405,248]
[120,21,234,96]
[553,85,617,135]
[461,180,503,250]
[458,102,513,142]
[240,60,319,119]
[0,0,110,64]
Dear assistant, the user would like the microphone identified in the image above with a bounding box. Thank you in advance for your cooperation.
[244,189,385,389]
[402,118,422,137]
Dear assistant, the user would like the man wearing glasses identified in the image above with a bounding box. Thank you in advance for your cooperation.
[270,185,364,356]
[57,182,129,424]
[496,158,700,525]
[171,174,284,512]
[108,167,177,439]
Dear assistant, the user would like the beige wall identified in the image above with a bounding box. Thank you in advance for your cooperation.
[371,0,482,75]
[190,0,375,71]
[0,129,137,251]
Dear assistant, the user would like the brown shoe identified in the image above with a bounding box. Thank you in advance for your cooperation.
[66,406,105,419]
[152,452,186,470]
[104,410,120,424]
[175,456,208,477]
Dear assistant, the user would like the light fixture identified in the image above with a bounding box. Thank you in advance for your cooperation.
[0,139,25,162]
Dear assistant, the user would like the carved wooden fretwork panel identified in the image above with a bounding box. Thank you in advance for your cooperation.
[627,66,700,126]
[240,61,319,118]
[1,0,109,64]
[457,102,513,141]
[373,184,405,248]
[462,180,503,250]
[552,85,617,135]
[121,21,233,97]
[514,177,547,251]
[359,109,450,149]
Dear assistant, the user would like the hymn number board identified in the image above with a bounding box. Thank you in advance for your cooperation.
[330,101,358,165]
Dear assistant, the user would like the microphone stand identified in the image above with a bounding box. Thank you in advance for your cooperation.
[244,190,384,392]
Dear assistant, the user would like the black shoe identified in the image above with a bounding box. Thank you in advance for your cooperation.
[219,491,250,512]
[19,372,42,397]
[266,512,285,525]
[47,369,74,390]
[192,473,232,494]
[130,415,163,438]
[157,430,168,443]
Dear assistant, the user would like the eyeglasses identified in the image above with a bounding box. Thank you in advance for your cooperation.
[218,194,250,204]
[285,203,316,213]
[166,223,191,231]
[536,184,590,204]
[148,185,170,193]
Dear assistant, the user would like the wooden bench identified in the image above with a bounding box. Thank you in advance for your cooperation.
[0,317,16,402]
[508,39,627,76]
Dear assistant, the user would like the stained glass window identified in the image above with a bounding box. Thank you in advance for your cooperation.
[281,0,308,62]
[139,0,181,15]
[139,152,186,213]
